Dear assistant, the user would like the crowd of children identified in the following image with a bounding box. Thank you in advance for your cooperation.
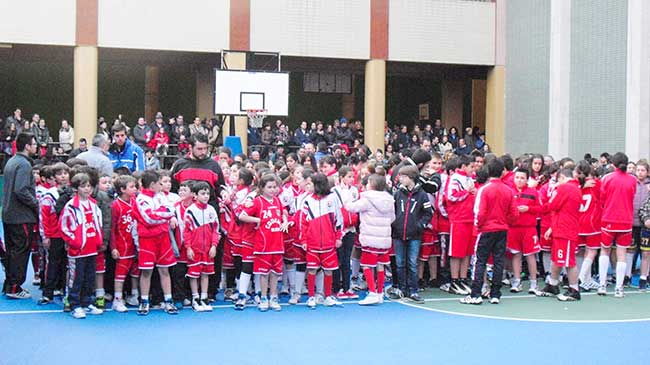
[9,138,650,318]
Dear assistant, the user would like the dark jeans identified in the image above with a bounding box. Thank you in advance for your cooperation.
[2,223,36,294]
[43,238,66,298]
[67,255,96,309]
[333,232,355,293]
[394,239,421,295]
[470,231,507,299]
[208,240,224,298]
[171,262,190,301]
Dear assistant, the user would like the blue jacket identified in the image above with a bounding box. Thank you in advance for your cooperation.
[109,139,145,172]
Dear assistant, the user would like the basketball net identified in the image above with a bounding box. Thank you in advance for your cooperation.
[247,109,267,129]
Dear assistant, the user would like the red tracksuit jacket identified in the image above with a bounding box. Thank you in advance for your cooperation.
[547,180,581,241]
[183,202,220,256]
[600,170,637,227]
[299,192,343,252]
[60,195,103,258]
[474,178,518,233]
[511,186,541,227]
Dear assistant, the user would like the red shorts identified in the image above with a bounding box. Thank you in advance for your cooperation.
[253,254,284,275]
[186,261,215,278]
[601,223,633,248]
[95,252,106,274]
[551,238,578,268]
[222,239,234,269]
[437,216,450,235]
[578,234,601,249]
[291,243,307,264]
[239,245,255,263]
[507,226,541,256]
[419,243,442,261]
[360,247,390,267]
[177,243,188,263]
[307,249,339,271]
[138,235,177,270]
[449,223,475,258]
[421,228,439,245]
[540,226,552,251]
[115,257,140,281]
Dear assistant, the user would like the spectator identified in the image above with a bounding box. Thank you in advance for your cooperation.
[33,117,50,157]
[336,119,354,147]
[97,117,111,141]
[207,118,220,149]
[58,119,74,154]
[421,137,432,153]
[311,122,328,145]
[109,123,145,172]
[448,127,459,148]
[456,138,471,155]
[395,125,410,151]
[144,148,160,170]
[275,124,290,146]
[77,134,113,177]
[6,108,23,128]
[248,124,261,146]
[171,115,190,144]
[314,142,328,163]
[475,133,486,151]
[432,119,446,140]
[464,127,475,151]
[68,138,88,158]
[325,125,336,145]
[294,121,310,145]
[132,117,152,148]
[189,116,208,136]
[261,124,274,146]
[147,126,170,156]
[2,132,39,298]
[150,112,167,135]
[2,120,17,155]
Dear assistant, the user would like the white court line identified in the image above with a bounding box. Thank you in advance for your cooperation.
[422,289,647,302]
[394,290,650,324]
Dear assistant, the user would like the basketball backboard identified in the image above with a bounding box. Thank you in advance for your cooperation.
[214,69,289,116]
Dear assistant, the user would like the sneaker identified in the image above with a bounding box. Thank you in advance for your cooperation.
[489,297,500,304]
[336,289,349,300]
[32,276,41,286]
[535,284,560,297]
[324,295,343,307]
[125,295,140,307]
[200,299,213,312]
[387,287,404,300]
[253,294,262,305]
[597,284,607,296]
[510,279,522,293]
[344,289,359,299]
[224,288,235,300]
[6,288,31,299]
[579,278,600,292]
[269,296,282,311]
[377,291,384,304]
[85,304,104,315]
[71,307,86,319]
[561,276,569,289]
[192,298,204,312]
[352,278,368,291]
[227,291,239,302]
[439,282,451,293]
[94,296,105,309]
[258,296,269,312]
[63,297,71,312]
[279,287,290,296]
[450,281,469,296]
[557,288,581,301]
[614,287,625,298]
[623,276,631,288]
[104,293,113,301]
[38,296,53,305]
[408,293,425,304]
[111,299,128,313]
[359,292,380,305]
[53,290,63,297]
[307,296,317,309]
[234,294,247,310]
[137,301,150,316]
[460,279,472,293]
[164,301,179,315]
[182,298,192,307]
[460,295,483,305]
[315,294,325,305]
[481,283,491,298]
[418,279,426,292]
[639,279,647,292]
[288,292,301,305]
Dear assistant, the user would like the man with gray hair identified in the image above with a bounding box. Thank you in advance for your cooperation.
[78,133,114,176]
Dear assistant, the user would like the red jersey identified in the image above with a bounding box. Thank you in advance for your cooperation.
[547,180,581,241]
[39,183,61,239]
[183,202,220,255]
[511,186,541,227]
[538,179,557,228]
[132,189,174,238]
[501,171,516,190]
[244,196,285,254]
[236,187,257,247]
[110,198,137,258]
[578,178,602,235]
[601,170,637,226]
[474,178,518,233]
[300,192,343,252]
[60,195,103,258]
[446,170,476,223]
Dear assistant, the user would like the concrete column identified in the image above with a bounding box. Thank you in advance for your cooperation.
[625,0,650,161]
[485,66,505,155]
[471,79,487,132]
[144,65,160,123]
[73,45,98,147]
[547,0,571,158]
[196,64,215,120]
[441,80,464,132]
[364,59,386,153]
[222,52,248,151]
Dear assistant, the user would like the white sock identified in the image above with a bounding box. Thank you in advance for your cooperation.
[576,255,584,275]
[579,258,593,283]
[294,271,306,295]
[200,292,208,300]
[641,275,647,280]
[549,277,559,286]
[254,274,261,294]
[238,272,251,295]
[529,279,537,290]
[625,252,634,277]
[141,295,149,301]
[287,268,296,294]
[192,293,199,299]
[95,288,105,298]
[164,294,172,302]
[114,291,123,300]
[131,288,139,297]
[316,270,324,296]
[616,262,626,289]
[351,258,360,279]
[282,269,289,288]
[599,256,610,286]
[543,254,551,274]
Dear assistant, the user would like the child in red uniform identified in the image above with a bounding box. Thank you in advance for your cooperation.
[232,168,258,310]
[536,168,582,301]
[171,181,193,307]
[184,181,220,312]
[508,169,541,293]
[573,161,603,291]
[239,174,289,311]
[109,175,140,312]
[132,170,178,315]
[287,168,315,305]
[598,152,637,297]
[60,173,104,319]
[446,154,477,295]
[301,173,344,309]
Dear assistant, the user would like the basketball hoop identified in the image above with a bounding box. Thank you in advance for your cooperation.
[247,109,267,129]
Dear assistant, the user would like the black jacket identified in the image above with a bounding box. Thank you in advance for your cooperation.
[170,156,225,208]
[391,184,433,241]
[1,153,39,224]
[390,158,442,195]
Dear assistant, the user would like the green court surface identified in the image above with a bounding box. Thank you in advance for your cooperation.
[401,285,650,323]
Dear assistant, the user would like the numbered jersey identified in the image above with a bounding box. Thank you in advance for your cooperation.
[111,198,137,258]
[244,196,285,254]
[579,178,602,235]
